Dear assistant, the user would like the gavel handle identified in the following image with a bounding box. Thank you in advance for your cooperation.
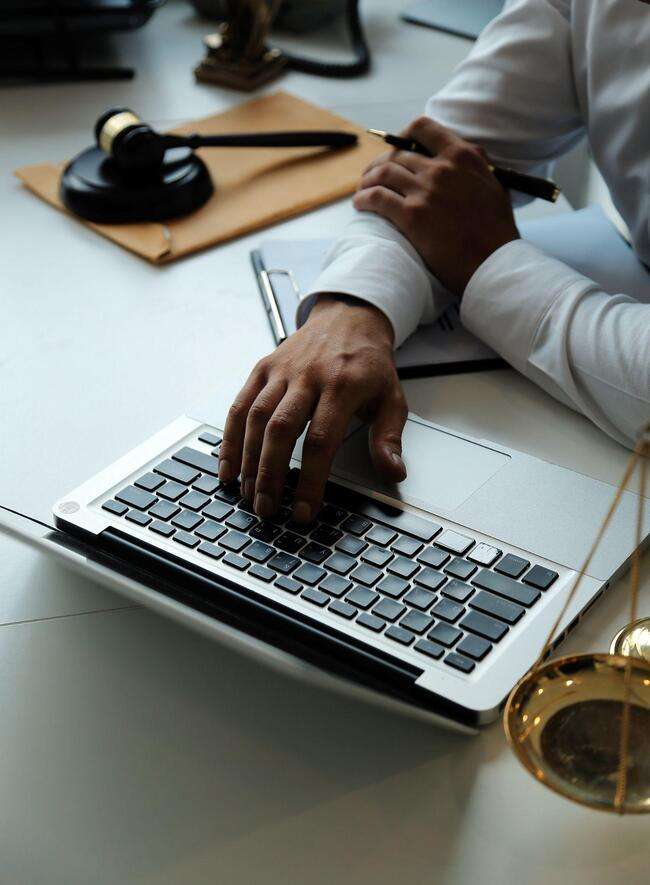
[160,130,358,150]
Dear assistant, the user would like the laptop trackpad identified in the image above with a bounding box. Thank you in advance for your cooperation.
[331,417,510,514]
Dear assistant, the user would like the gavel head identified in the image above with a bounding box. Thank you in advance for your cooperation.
[94,107,166,173]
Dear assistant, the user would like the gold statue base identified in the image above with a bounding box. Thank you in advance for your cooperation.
[195,33,287,92]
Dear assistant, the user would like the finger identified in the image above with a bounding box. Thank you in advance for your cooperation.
[352,186,406,229]
[358,161,418,198]
[220,365,267,484]
[362,150,393,176]
[293,395,357,524]
[253,385,317,518]
[368,386,409,482]
[403,115,461,156]
[240,378,287,501]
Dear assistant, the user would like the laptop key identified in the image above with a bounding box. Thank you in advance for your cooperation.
[445,653,475,674]
[195,520,226,543]
[249,522,281,543]
[249,564,275,583]
[219,530,250,553]
[444,557,477,581]
[214,484,241,505]
[436,529,474,555]
[442,579,474,604]
[495,554,530,579]
[173,446,220,477]
[294,563,326,586]
[346,586,379,609]
[414,639,444,660]
[193,474,220,495]
[197,541,224,560]
[377,574,409,599]
[457,634,492,661]
[319,573,352,598]
[126,509,151,527]
[471,590,525,624]
[198,431,221,447]
[403,587,436,611]
[372,598,406,622]
[171,509,203,532]
[357,612,385,633]
[472,568,540,607]
[461,610,508,643]
[432,598,465,623]
[468,543,501,567]
[329,600,356,619]
[385,625,415,646]
[203,500,233,522]
[428,623,462,648]
[335,534,368,556]
[300,542,331,565]
[340,515,372,536]
[418,547,449,569]
[400,610,434,634]
[310,524,343,546]
[173,530,200,549]
[102,499,128,516]
[149,500,180,521]
[391,535,423,558]
[275,575,302,595]
[325,552,356,575]
[275,531,307,554]
[179,490,211,512]
[361,545,394,567]
[523,565,559,590]
[157,480,186,501]
[414,567,446,592]
[267,552,300,574]
[301,587,329,607]
[244,540,275,563]
[318,505,347,526]
[387,556,419,579]
[223,552,249,571]
[350,564,382,586]
[365,524,397,547]
[225,511,257,532]
[135,472,164,492]
[155,459,198,485]
[149,520,175,538]
[115,485,157,511]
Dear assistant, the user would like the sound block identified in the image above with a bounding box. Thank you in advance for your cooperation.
[60,146,214,223]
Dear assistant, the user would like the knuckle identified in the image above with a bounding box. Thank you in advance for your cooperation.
[409,115,432,135]
[228,398,248,422]
[248,400,273,425]
[266,412,294,439]
[254,463,280,489]
[303,428,334,458]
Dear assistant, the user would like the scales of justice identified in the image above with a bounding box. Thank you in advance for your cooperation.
[505,420,650,814]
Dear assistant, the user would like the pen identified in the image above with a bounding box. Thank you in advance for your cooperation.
[367,129,560,203]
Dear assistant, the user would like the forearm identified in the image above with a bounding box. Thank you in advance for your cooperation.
[461,241,650,448]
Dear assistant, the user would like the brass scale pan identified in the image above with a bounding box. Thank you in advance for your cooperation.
[504,422,650,814]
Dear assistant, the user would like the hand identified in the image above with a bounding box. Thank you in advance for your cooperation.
[354,117,520,295]
[219,295,408,524]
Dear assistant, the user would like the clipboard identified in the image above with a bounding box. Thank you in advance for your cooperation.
[251,241,505,380]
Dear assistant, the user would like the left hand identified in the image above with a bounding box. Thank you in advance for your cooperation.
[354,116,520,295]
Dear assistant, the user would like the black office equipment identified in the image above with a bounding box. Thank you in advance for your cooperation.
[401,0,504,41]
[0,0,166,83]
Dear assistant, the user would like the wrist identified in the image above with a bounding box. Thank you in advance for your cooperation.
[310,292,395,348]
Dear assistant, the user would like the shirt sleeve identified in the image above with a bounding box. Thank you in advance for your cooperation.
[300,0,584,344]
[460,240,650,449]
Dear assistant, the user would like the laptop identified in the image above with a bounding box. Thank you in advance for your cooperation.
[3,412,646,732]
[402,0,505,41]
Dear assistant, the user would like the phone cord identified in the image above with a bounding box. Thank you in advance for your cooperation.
[281,0,370,78]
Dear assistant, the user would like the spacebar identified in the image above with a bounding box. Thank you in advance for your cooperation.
[325,482,441,542]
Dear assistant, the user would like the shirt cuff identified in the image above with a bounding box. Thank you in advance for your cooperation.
[460,239,577,373]
[297,236,433,348]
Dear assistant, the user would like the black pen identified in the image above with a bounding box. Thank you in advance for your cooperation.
[368,129,560,203]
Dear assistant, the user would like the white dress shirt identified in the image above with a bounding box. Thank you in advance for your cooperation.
[300,0,650,449]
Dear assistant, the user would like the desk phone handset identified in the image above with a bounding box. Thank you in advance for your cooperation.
[60,107,357,224]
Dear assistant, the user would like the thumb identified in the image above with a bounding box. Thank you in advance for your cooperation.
[368,391,408,483]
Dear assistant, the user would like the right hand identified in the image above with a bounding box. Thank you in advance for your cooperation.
[219,294,409,525]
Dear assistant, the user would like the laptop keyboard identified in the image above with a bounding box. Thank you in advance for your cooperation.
[100,431,559,676]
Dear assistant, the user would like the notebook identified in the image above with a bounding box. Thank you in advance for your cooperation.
[252,206,649,379]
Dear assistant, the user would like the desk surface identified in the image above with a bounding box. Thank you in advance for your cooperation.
[1,2,648,883]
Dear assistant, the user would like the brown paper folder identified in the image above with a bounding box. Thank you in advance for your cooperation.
[14,91,386,264]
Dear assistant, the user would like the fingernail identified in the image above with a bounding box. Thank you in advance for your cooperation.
[254,492,274,518]
[219,459,232,483]
[391,452,407,477]
[293,501,312,524]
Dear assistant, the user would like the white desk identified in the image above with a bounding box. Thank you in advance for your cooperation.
[1,2,648,882]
